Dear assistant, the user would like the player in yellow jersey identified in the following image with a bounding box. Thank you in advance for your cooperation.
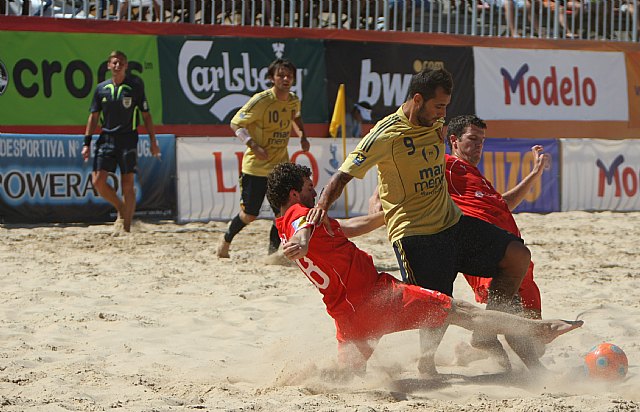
[308,67,540,375]
[217,58,309,259]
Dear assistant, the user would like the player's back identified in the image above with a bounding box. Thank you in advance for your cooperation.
[276,204,379,317]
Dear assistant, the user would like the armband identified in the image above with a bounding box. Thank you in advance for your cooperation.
[83,135,92,147]
[234,128,252,145]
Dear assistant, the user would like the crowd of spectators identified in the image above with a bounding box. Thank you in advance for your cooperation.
[1,0,637,41]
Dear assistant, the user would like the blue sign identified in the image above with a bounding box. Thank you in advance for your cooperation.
[0,134,176,223]
[477,138,560,213]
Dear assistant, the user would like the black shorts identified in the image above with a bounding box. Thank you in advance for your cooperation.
[239,173,279,217]
[93,132,139,174]
[392,215,522,296]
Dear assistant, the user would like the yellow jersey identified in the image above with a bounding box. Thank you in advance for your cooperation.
[339,106,462,243]
[231,88,301,176]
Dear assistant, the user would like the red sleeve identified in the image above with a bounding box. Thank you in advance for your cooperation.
[446,155,468,197]
[279,204,315,241]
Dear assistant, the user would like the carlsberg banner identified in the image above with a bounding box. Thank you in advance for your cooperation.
[0,31,161,126]
[157,36,328,125]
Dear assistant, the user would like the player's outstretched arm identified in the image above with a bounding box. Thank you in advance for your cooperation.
[502,145,550,210]
[337,211,385,238]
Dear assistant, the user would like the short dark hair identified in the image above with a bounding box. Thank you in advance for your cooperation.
[267,162,311,209]
[407,67,453,102]
[446,115,487,150]
[108,50,127,62]
[267,58,297,83]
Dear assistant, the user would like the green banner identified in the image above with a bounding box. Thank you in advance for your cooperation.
[158,36,327,125]
[0,32,161,126]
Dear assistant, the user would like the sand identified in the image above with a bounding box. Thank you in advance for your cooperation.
[1,211,638,411]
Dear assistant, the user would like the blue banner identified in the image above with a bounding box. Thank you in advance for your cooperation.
[477,138,560,213]
[0,134,176,223]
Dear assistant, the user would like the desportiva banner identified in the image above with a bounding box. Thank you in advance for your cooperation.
[0,134,176,223]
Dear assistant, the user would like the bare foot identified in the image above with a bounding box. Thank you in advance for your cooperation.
[216,237,231,258]
[453,342,489,366]
[470,333,512,372]
[123,218,132,233]
[538,320,583,344]
[113,218,125,233]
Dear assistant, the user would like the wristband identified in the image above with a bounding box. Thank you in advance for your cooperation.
[234,128,252,145]
[83,135,92,147]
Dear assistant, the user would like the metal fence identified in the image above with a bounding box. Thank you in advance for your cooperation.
[2,0,638,41]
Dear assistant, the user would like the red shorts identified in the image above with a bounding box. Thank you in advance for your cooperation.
[334,273,452,344]
[464,261,541,312]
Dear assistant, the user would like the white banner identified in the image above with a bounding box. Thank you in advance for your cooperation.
[562,139,640,211]
[176,137,378,222]
[474,48,628,121]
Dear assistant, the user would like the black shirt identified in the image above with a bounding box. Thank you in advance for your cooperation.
[89,75,149,135]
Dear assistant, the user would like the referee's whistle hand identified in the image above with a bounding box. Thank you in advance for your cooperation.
[81,146,90,162]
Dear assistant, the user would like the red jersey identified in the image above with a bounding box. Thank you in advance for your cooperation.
[275,203,379,318]
[445,154,520,236]
[445,154,541,312]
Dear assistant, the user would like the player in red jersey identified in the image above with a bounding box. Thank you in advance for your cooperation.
[445,115,550,320]
[266,162,581,374]
[445,115,550,366]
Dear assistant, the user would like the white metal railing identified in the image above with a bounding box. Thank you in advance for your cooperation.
[2,0,638,42]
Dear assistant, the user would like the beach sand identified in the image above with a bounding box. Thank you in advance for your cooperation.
[1,211,638,411]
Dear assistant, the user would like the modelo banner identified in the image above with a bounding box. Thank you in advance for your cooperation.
[158,37,327,125]
[478,138,560,213]
[0,134,176,223]
[562,139,640,211]
[324,41,474,123]
[0,31,162,126]
[176,137,377,222]
[474,47,628,121]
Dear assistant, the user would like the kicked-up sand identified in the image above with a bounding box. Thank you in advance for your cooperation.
[0,211,638,411]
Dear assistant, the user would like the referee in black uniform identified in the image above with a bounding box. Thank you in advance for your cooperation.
[81,50,160,232]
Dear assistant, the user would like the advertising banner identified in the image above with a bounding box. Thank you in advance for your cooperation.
[562,139,640,211]
[474,48,628,121]
[0,32,161,126]
[176,137,377,222]
[158,37,327,125]
[0,134,176,223]
[325,41,474,123]
[478,138,560,213]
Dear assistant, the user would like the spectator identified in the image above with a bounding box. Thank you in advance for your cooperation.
[344,101,373,138]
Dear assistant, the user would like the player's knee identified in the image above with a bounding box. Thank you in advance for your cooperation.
[239,211,258,224]
[92,173,108,189]
[502,241,531,278]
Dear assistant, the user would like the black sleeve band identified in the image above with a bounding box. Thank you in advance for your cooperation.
[83,135,92,147]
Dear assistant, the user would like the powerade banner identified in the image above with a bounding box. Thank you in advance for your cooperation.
[562,139,640,211]
[477,138,560,213]
[158,37,327,125]
[0,134,176,223]
[324,41,474,123]
[0,31,161,126]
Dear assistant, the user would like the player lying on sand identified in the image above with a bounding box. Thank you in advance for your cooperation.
[266,162,583,373]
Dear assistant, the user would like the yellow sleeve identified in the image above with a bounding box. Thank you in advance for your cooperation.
[231,92,267,128]
[339,131,394,179]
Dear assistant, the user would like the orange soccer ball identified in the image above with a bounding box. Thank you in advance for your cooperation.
[584,343,629,381]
